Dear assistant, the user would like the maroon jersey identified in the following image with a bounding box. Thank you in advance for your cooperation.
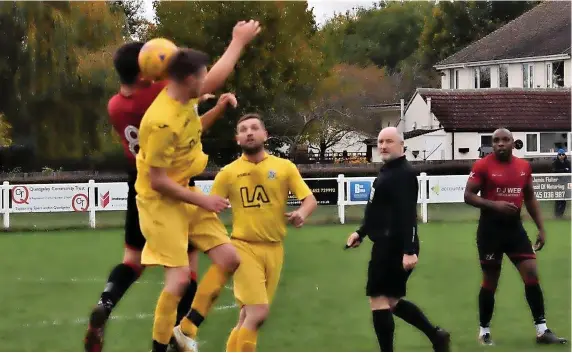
[107,81,167,165]
[469,154,532,220]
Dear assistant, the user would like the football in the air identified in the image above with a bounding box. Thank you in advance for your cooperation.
[138,38,178,80]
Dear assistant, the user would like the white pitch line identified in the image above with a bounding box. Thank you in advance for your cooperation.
[18,303,238,329]
[11,277,235,289]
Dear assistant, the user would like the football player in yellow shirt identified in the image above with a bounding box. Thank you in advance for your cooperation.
[135,21,261,352]
[210,113,317,352]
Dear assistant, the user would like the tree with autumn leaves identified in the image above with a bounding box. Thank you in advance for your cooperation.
[0,0,541,170]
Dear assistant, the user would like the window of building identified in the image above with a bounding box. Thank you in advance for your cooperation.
[454,69,459,89]
[478,67,491,88]
[546,61,565,88]
[526,133,538,152]
[523,63,534,88]
[480,134,492,147]
[526,132,569,153]
[499,64,508,87]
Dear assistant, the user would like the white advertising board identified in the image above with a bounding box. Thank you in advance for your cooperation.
[426,175,469,203]
[10,183,90,213]
[95,183,128,211]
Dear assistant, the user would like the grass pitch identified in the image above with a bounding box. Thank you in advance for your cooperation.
[0,216,569,351]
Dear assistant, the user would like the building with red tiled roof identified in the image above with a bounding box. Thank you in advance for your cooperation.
[364,2,571,163]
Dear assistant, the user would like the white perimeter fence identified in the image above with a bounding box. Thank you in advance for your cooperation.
[1,173,570,229]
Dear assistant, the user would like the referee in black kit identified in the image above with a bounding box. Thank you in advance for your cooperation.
[346,127,450,352]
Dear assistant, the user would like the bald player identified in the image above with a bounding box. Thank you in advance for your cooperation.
[465,128,567,346]
[346,127,450,352]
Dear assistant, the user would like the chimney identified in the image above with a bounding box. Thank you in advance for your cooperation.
[400,98,405,134]
[426,97,432,129]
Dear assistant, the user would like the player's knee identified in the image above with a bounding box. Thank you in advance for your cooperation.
[245,305,269,329]
[210,244,240,273]
[164,267,191,295]
[369,296,391,310]
[481,278,498,291]
[123,248,142,266]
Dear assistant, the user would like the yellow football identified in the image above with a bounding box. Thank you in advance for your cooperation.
[138,38,178,80]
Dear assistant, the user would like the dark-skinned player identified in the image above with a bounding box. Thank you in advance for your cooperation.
[464,128,568,346]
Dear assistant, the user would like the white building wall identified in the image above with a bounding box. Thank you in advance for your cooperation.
[489,65,500,88]
[403,130,450,162]
[508,63,523,88]
[441,70,450,89]
[403,94,440,131]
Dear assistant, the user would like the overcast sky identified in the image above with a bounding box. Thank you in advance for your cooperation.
[142,0,375,26]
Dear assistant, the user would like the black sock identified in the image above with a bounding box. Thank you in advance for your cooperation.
[98,263,140,314]
[525,284,546,324]
[479,287,495,328]
[176,279,198,325]
[152,340,168,352]
[393,300,437,341]
[372,309,394,352]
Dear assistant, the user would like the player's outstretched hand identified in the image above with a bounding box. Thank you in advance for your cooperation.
[492,201,519,215]
[217,93,238,109]
[533,229,546,251]
[403,254,418,270]
[285,210,305,228]
[345,232,361,249]
[200,195,230,213]
[233,20,262,46]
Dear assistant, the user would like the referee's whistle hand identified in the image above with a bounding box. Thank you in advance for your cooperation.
[402,254,418,270]
[346,232,361,248]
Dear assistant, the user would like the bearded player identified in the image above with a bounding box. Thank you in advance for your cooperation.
[464,128,567,346]
[209,114,317,352]
[136,21,261,353]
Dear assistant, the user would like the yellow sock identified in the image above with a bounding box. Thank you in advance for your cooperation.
[153,290,181,345]
[226,327,240,352]
[236,327,258,352]
[180,264,229,337]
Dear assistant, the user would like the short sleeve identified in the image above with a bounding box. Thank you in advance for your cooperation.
[211,167,230,198]
[287,162,313,200]
[144,124,176,168]
[468,159,487,186]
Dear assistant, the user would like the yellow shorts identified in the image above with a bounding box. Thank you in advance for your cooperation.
[137,190,229,268]
[231,238,284,306]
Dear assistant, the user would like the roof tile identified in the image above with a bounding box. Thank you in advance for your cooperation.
[417,88,571,132]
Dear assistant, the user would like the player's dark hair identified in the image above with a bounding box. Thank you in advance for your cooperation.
[237,113,266,130]
[113,41,145,85]
[166,48,210,83]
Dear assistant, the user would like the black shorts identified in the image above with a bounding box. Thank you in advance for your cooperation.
[476,221,536,267]
[124,171,196,253]
[366,241,415,298]
[124,172,145,251]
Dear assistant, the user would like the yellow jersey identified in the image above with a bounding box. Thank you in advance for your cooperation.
[135,88,208,199]
[211,153,312,242]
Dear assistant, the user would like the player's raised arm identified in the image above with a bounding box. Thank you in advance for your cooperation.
[285,162,316,228]
[200,93,238,132]
[522,164,546,250]
[145,124,228,213]
[200,20,261,95]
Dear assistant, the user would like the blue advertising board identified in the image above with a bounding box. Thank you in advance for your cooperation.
[349,180,372,202]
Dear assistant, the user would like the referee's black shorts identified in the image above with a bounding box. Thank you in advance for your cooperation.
[366,241,416,298]
[123,170,196,253]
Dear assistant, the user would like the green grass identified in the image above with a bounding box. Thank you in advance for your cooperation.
[0,219,569,351]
